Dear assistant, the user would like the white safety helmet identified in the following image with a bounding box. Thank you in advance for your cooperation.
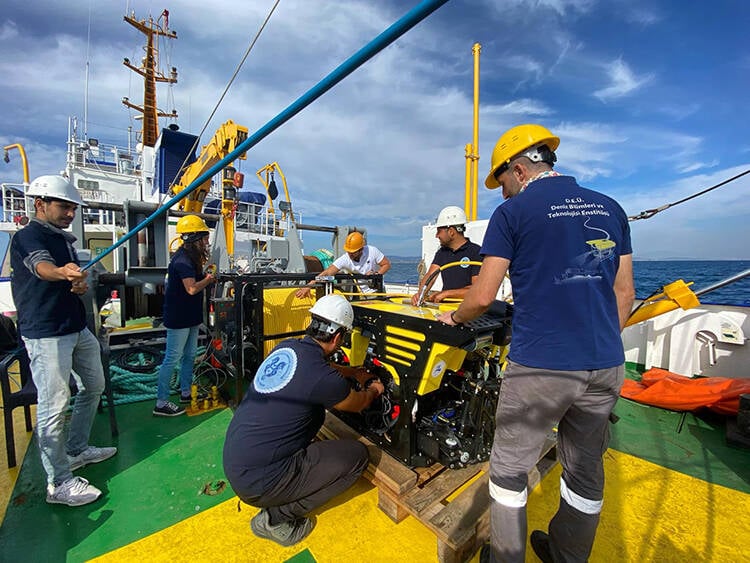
[309,294,354,333]
[26,175,86,206]
[435,206,467,229]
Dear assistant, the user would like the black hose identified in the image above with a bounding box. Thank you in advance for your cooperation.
[113,346,164,373]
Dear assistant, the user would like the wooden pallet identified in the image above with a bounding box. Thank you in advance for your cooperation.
[320,412,558,563]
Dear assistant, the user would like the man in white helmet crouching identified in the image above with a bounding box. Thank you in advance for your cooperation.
[10,175,117,507]
[223,294,384,547]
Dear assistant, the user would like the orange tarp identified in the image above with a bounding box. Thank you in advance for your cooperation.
[620,368,750,415]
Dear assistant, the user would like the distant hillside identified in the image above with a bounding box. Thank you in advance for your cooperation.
[388,256,421,262]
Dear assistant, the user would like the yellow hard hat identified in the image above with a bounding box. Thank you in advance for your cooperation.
[176,215,209,234]
[343,231,365,253]
[485,124,560,189]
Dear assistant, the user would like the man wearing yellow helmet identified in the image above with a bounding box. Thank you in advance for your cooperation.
[295,231,391,298]
[438,124,635,563]
[153,215,215,416]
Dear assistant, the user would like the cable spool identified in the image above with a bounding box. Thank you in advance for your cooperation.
[310,248,335,270]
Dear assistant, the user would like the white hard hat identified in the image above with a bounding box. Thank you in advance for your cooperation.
[26,175,86,206]
[435,206,467,228]
[309,294,354,333]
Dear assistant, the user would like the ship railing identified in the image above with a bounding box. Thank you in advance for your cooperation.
[67,136,139,176]
[0,183,29,223]
[80,207,121,228]
[234,202,302,238]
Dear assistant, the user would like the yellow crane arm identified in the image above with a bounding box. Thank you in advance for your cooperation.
[172,119,249,213]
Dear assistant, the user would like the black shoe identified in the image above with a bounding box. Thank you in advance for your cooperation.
[530,530,554,563]
[250,509,314,546]
[479,543,491,563]
[153,401,186,417]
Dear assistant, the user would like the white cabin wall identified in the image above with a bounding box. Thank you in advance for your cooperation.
[622,304,749,379]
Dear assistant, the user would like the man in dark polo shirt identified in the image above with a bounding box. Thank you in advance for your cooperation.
[10,175,116,507]
[223,294,384,547]
[412,205,482,306]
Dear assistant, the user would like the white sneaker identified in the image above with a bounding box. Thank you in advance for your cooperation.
[46,476,102,506]
[68,445,118,471]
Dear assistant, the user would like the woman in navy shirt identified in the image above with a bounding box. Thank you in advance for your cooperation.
[153,215,215,416]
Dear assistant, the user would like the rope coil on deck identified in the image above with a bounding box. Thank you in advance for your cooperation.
[103,346,228,406]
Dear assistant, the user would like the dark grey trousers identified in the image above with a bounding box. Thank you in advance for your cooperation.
[488,360,624,562]
[242,439,368,525]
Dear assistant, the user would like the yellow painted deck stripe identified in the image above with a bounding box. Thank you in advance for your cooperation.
[89,449,750,562]
[0,405,35,526]
[90,479,436,563]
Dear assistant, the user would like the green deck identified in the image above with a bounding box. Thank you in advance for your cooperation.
[1,392,748,561]
[0,404,234,562]
[611,398,750,494]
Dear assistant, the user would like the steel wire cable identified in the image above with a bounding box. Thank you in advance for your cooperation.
[628,168,750,221]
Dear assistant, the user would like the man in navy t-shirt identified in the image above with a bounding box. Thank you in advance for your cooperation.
[223,294,384,547]
[438,125,635,563]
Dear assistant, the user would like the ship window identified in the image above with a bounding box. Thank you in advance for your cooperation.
[78,180,100,191]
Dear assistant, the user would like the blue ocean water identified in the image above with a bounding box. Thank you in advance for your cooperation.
[385,259,750,306]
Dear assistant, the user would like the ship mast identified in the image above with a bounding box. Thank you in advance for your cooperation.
[122,9,178,148]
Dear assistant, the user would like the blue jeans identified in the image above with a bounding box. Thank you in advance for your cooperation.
[156,325,199,402]
[23,328,105,487]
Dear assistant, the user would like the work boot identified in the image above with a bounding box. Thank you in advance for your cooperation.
[68,445,118,471]
[530,530,554,563]
[250,508,314,546]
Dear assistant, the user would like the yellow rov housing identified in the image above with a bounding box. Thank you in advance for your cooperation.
[336,299,512,467]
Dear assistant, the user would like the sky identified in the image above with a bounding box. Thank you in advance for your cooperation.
[1,0,749,260]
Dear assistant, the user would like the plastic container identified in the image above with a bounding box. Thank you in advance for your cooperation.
[100,290,122,328]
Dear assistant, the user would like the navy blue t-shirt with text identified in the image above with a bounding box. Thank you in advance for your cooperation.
[481,175,632,370]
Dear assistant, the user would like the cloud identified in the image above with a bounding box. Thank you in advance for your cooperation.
[676,160,719,174]
[622,7,662,26]
[1,0,747,260]
[594,58,653,101]
[0,20,19,41]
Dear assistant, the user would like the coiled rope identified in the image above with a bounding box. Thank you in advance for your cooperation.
[103,345,230,406]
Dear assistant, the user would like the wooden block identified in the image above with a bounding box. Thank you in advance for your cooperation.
[403,464,480,517]
[376,483,410,523]
[429,472,489,548]
[322,411,560,563]
[437,540,469,563]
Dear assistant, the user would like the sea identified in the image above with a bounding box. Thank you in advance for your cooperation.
[385,259,750,307]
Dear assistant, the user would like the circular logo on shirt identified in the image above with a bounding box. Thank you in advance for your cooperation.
[459,256,471,268]
[253,348,297,394]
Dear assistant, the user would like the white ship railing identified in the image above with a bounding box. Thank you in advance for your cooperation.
[1,183,28,223]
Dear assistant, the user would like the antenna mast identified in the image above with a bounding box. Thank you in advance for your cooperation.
[122,9,178,147]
